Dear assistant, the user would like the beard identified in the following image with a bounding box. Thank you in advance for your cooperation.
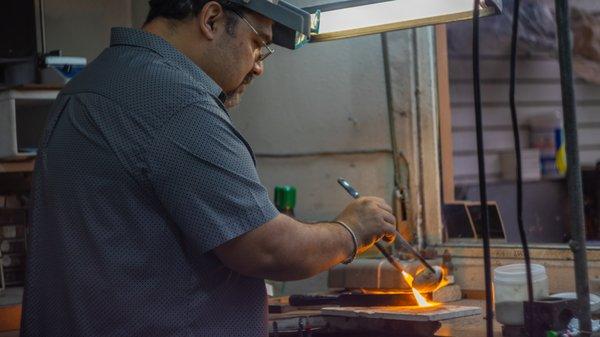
[224,74,254,109]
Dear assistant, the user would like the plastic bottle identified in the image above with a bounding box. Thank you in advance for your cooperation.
[494,263,549,326]
[269,186,298,296]
[274,185,296,217]
[529,112,566,177]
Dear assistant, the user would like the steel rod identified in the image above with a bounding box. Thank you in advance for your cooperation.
[554,1,592,335]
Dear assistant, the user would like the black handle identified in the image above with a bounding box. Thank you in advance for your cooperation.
[288,294,340,306]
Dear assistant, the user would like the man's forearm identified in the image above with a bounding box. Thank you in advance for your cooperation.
[214,214,355,281]
[258,217,355,281]
[215,197,396,281]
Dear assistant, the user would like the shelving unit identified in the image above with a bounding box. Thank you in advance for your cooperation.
[0,87,60,161]
[0,160,35,173]
[0,87,56,291]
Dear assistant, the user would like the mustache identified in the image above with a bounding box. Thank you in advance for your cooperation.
[242,75,254,85]
[225,75,255,98]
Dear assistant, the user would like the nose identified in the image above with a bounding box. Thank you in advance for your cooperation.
[252,60,264,77]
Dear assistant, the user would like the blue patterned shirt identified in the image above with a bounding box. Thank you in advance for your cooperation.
[21,27,279,337]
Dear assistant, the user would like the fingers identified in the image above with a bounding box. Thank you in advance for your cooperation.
[381,234,395,243]
[376,202,393,214]
[380,223,397,242]
[361,196,393,215]
[337,196,398,249]
[382,213,396,226]
[369,198,395,225]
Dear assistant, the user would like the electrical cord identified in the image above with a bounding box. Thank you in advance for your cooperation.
[509,0,534,311]
[472,2,494,337]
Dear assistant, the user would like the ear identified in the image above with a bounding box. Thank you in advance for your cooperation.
[198,1,227,41]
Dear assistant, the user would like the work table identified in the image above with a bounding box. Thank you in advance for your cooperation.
[1,288,502,337]
[268,299,503,337]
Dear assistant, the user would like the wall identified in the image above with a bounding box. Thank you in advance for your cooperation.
[131,0,149,28]
[232,35,394,222]
[450,58,600,184]
[230,32,396,294]
[43,0,132,62]
[448,0,600,185]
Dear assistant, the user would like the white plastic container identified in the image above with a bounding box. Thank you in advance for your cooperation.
[494,263,549,326]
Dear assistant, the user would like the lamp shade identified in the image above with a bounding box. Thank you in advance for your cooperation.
[305,0,502,43]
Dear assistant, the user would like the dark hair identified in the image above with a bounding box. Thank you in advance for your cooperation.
[145,0,243,35]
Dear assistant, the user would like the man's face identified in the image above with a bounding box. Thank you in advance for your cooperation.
[218,10,273,108]
[223,72,254,108]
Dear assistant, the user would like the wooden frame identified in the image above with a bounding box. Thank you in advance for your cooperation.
[436,25,455,204]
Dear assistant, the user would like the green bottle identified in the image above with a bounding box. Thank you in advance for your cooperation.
[274,185,296,217]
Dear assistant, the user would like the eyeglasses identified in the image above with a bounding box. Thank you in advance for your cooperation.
[226,7,275,62]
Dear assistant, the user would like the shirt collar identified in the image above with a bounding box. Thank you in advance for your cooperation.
[109,27,226,102]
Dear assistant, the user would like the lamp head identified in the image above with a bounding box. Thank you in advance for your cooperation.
[225,0,315,49]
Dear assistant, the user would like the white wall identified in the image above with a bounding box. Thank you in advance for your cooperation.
[44,0,132,61]
[231,35,395,222]
[131,0,149,28]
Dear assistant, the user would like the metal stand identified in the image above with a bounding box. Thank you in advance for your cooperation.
[554,0,592,336]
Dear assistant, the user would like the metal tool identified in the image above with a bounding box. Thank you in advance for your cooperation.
[337,177,437,276]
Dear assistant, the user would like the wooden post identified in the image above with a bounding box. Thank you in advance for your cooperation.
[436,25,455,204]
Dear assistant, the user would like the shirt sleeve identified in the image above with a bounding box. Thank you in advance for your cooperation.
[146,100,279,255]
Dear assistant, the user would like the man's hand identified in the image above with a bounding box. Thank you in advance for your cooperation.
[334,197,397,253]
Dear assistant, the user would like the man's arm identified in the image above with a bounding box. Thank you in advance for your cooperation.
[214,196,396,281]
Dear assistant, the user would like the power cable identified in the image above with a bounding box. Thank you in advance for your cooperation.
[471,2,494,337]
[509,0,534,308]
[509,0,535,334]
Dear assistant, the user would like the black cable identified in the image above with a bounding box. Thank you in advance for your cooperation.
[472,2,494,337]
[509,1,535,334]
[509,0,534,307]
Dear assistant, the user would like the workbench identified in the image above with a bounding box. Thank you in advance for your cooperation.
[268,299,503,337]
[1,290,502,337]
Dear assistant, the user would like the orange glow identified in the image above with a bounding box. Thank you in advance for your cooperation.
[401,271,414,284]
[401,271,437,308]
[431,272,450,292]
[411,287,431,306]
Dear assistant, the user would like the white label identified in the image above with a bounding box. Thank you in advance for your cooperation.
[265,282,274,296]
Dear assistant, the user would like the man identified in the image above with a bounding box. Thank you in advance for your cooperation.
[21,1,397,336]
